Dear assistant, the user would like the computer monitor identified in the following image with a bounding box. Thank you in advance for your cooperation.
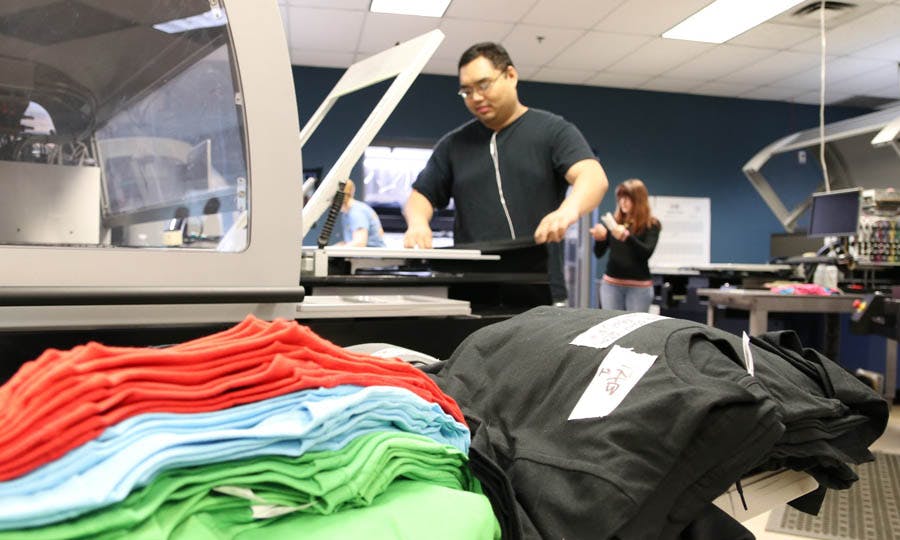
[808,187,861,237]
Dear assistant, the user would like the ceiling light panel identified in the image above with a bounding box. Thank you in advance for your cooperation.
[663,0,805,44]
[369,0,451,18]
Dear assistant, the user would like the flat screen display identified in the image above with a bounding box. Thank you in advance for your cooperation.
[808,188,861,237]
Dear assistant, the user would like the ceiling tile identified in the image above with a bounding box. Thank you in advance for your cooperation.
[663,45,776,81]
[423,57,461,77]
[513,64,541,79]
[283,0,369,8]
[501,24,586,65]
[729,22,818,50]
[852,35,900,61]
[776,56,895,89]
[529,67,595,85]
[282,0,900,101]
[357,12,442,54]
[865,84,900,100]
[792,89,855,105]
[445,0,537,23]
[690,81,757,98]
[639,77,701,93]
[717,51,823,85]
[585,71,653,89]
[289,7,365,52]
[827,64,900,95]
[605,38,712,76]
[552,31,651,71]
[791,5,900,55]
[739,86,804,102]
[290,49,356,68]
[436,18,515,60]
[594,0,713,35]
[521,0,621,29]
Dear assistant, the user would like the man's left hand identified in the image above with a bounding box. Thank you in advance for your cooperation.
[534,207,579,243]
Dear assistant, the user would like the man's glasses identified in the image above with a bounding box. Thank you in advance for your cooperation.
[458,70,507,100]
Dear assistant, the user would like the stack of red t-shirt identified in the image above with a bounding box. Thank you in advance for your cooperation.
[0,316,463,481]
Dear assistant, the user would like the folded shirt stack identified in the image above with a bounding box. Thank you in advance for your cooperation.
[0,316,499,540]
[427,307,887,539]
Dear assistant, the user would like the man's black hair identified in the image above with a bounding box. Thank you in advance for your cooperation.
[458,42,514,71]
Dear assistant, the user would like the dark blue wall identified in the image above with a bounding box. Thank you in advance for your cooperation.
[292,65,867,263]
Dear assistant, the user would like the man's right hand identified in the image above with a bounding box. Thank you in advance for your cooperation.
[403,222,433,248]
[402,189,436,249]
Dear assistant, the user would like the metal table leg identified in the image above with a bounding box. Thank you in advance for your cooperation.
[886,339,897,402]
[749,309,768,336]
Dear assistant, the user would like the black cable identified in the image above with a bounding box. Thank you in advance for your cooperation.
[317,181,346,249]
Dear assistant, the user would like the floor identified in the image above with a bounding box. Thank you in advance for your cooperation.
[742,404,900,539]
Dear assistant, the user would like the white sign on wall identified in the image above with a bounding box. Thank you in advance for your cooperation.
[647,196,710,269]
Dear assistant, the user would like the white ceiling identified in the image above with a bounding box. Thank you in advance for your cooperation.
[278,0,900,107]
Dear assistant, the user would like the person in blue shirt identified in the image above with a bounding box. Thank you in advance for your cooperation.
[339,179,386,247]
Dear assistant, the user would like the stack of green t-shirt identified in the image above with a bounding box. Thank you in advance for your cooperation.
[0,431,498,540]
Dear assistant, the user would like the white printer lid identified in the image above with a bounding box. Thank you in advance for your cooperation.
[299,29,445,238]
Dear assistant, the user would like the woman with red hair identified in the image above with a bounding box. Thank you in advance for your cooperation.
[591,179,661,312]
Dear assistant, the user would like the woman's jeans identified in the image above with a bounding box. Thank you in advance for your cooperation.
[599,280,654,312]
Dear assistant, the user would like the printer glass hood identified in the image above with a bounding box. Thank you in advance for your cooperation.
[0,0,249,251]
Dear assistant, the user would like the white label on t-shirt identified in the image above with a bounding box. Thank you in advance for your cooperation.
[741,331,755,376]
[370,346,413,358]
[369,346,439,363]
[214,486,314,519]
[570,312,669,349]
[568,345,657,420]
[214,485,265,502]
[251,503,313,519]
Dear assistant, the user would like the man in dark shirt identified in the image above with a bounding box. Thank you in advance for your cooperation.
[403,42,608,302]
